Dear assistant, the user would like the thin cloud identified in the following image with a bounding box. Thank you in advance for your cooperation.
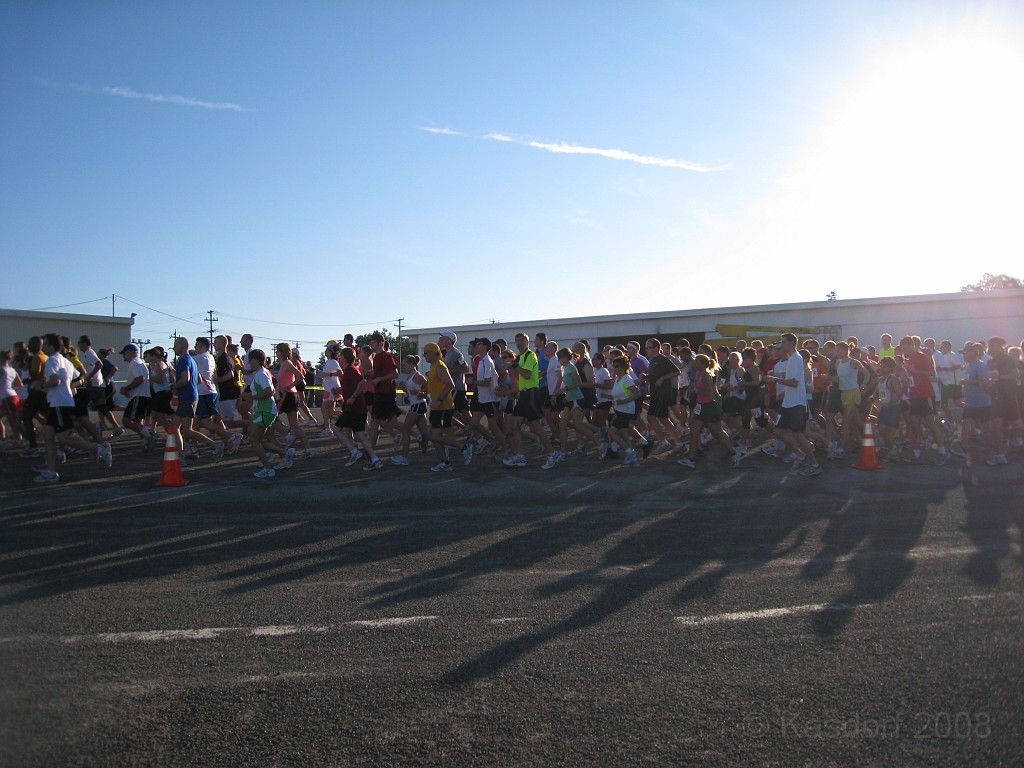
[103,86,245,111]
[485,134,725,172]
[417,126,464,136]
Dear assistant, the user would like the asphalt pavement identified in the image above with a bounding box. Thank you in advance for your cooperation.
[1,428,1022,766]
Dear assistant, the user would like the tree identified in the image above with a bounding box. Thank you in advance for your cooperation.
[960,273,1023,292]
[353,329,416,360]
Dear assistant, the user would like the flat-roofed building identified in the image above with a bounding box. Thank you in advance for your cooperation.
[407,289,1024,360]
[0,308,135,355]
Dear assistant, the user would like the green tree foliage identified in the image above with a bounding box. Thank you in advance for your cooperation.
[353,329,416,360]
[960,273,1023,291]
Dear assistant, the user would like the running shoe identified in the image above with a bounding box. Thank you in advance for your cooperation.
[799,463,823,477]
[654,439,673,455]
[640,441,652,459]
[570,443,587,457]
[986,454,1008,466]
[936,450,949,466]
[363,458,384,472]
[304,448,315,459]
[390,455,410,466]
[677,456,696,470]
[111,428,125,439]
[598,441,609,460]
[228,433,243,455]
[431,461,453,472]
[731,448,743,468]
[34,470,60,484]
[254,467,276,478]
[761,444,783,459]
[318,428,335,438]
[502,454,527,468]
[345,449,365,467]
[463,442,474,465]
[143,431,156,454]
[542,453,559,470]
[283,447,296,468]
[97,442,113,468]
[623,449,640,467]
[213,441,226,462]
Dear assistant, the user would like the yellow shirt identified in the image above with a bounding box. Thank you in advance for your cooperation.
[427,360,454,410]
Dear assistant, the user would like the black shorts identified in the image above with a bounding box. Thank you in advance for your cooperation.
[151,390,174,415]
[545,394,565,413]
[722,397,745,418]
[512,388,543,423]
[175,399,198,420]
[648,391,674,419]
[962,405,991,423]
[475,401,496,418]
[25,389,47,414]
[371,392,401,421]
[88,385,111,414]
[364,392,375,409]
[46,405,76,433]
[124,396,151,422]
[908,397,935,418]
[611,409,636,429]
[279,392,299,415]
[991,391,1021,422]
[776,404,808,433]
[810,391,825,411]
[73,388,90,418]
[429,408,454,429]
[336,410,367,433]
[693,401,722,424]
[453,391,470,412]
[595,401,613,412]
[407,401,427,416]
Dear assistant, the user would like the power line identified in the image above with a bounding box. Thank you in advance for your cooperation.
[29,296,111,311]
[113,294,205,327]
[217,311,402,328]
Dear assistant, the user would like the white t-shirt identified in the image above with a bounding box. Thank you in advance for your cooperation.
[546,356,561,394]
[595,366,614,404]
[321,359,342,401]
[933,351,963,386]
[193,351,217,396]
[125,358,151,400]
[78,346,103,387]
[476,352,498,404]
[1,366,18,399]
[613,373,638,413]
[779,353,809,409]
[44,354,76,408]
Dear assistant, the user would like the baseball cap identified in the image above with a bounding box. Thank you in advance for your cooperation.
[121,343,139,354]
[439,330,457,344]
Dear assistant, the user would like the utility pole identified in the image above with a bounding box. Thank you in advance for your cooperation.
[132,337,151,349]
[395,317,404,358]
[205,310,219,349]
[169,330,178,362]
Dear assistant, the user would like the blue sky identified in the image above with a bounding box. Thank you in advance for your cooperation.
[2,1,1022,349]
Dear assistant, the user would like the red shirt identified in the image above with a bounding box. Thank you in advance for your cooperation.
[908,351,935,399]
[371,351,397,394]
[340,365,367,413]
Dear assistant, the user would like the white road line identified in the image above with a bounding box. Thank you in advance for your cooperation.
[347,616,438,628]
[675,602,868,627]
[0,616,439,645]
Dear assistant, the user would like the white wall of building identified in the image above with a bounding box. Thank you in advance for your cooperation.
[0,308,135,356]
[408,289,1024,358]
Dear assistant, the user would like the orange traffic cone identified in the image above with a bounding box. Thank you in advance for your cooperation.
[155,433,189,487]
[852,417,884,470]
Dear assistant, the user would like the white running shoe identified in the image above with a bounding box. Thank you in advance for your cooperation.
[431,461,453,472]
[390,455,410,466]
[213,441,226,462]
[503,454,527,467]
[542,453,559,470]
[34,470,60,484]
[254,467,276,478]
[97,442,113,468]
[345,449,365,467]
[227,433,243,455]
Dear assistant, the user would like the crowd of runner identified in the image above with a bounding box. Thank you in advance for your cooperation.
[1,328,1021,484]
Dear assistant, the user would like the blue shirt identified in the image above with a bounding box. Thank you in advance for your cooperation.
[963,359,991,409]
[175,353,200,403]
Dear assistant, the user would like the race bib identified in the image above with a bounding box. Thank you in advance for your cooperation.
[694,403,702,416]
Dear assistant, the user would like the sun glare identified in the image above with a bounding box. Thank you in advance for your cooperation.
[781,20,1024,282]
